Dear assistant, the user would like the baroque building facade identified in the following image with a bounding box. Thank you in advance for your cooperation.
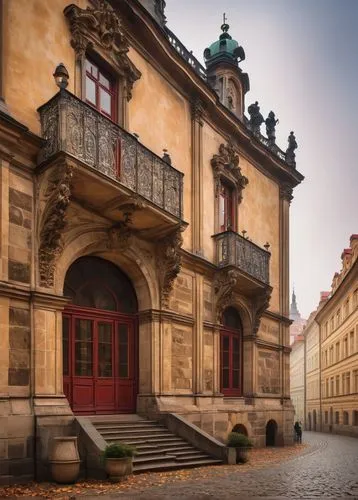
[0,0,303,483]
[289,333,304,425]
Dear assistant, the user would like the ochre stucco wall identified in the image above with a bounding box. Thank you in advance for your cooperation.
[202,122,280,312]
[128,48,192,250]
[3,0,87,134]
[239,158,280,312]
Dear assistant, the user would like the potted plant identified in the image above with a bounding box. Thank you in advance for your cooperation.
[227,432,253,463]
[102,442,136,482]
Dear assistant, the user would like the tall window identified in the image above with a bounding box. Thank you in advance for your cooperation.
[85,58,116,120]
[219,182,236,232]
[220,307,242,396]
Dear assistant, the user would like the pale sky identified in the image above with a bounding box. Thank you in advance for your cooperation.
[165,0,358,318]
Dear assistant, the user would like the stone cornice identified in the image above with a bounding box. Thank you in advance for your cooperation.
[120,0,304,189]
[138,308,194,326]
[315,258,358,324]
[263,309,292,325]
[0,110,43,169]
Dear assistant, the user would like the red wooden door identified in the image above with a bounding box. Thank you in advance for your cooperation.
[220,327,242,396]
[63,308,137,414]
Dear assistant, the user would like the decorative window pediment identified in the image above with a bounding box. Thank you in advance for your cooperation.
[211,142,248,202]
[64,0,141,100]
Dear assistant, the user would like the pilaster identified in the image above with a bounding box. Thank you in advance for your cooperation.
[191,99,204,255]
[193,273,203,394]
[0,157,9,280]
[0,0,10,114]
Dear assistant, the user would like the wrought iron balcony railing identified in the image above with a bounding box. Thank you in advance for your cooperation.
[214,230,270,285]
[38,90,183,219]
[166,27,207,81]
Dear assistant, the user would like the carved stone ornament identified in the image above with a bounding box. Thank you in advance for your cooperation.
[252,287,272,335]
[279,183,294,203]
[213,268,241,323]
[107,220,134,250]
[156,225,185,308]
[211,142,248,202]
[64,0,141,99]
[191,98,205,122]
[38,163,73,288]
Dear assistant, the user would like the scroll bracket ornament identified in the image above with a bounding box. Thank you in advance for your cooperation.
[156,224,185,309]
[38,162,74,288]
[211,142,248,203]
[252,287,272,335]
[64,0,141,100]
[213,268,241,324]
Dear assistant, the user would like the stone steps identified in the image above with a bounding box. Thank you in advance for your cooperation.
[91,415,223,473]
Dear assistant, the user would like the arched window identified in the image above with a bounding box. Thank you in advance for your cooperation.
[220,307,243,396]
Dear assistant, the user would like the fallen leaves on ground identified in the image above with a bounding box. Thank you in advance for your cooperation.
[0,443,308,498]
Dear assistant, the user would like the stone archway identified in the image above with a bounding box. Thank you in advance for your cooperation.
[308,413,312,431]
[232,424,248,436]
[266,419,278,446]
[62,256,138,414]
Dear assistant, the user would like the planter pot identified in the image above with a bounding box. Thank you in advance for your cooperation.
[49,436,80,484]
[235,446,251,464]
[105,457,133,482]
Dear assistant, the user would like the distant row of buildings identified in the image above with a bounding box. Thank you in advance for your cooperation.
[290,235,358,436]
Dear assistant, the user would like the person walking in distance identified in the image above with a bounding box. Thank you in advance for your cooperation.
[294,421,302,444]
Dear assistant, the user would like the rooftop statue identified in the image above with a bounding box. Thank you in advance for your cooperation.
[265,111,279,145]
[248,101,264,135]
[285,131,298,166]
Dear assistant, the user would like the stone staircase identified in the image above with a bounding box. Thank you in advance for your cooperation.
[90,415,222,473]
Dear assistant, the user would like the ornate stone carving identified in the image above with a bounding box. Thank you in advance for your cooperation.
[211,142,248,202]
[265,111,279,146]
[252,287,272,335]
[107,221,133,250]
[247,101,264,135]
[279,183,294,203]
[156,225,184,308]
[64,0,141,99]
[38,162,73,288]
[285,131,298,167]
[213,268,241,323]
[191,98,205,122]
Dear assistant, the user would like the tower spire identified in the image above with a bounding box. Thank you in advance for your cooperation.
[290,286,301,320]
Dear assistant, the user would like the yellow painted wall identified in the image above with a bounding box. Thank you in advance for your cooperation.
[3,0,87,134]
[128,48,192,250]
[202,122,280,312]
[239,158,280,311]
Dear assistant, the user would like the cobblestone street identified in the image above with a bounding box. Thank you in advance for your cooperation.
[114,432,358,499]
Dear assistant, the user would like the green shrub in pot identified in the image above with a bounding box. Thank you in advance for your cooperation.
[102,443,137,482]
[227,432,253,463]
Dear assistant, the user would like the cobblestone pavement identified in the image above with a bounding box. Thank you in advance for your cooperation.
[112,432,358,499]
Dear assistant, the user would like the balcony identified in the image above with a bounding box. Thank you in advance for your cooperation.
[213,231,270,285]
[37,90,183,228]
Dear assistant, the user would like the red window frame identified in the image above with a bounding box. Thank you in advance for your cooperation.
[85,57,117,121]
[219,181,236,232]
[220,326,242,396]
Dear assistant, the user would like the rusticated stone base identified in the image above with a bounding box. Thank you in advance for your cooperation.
[137,394,295,448]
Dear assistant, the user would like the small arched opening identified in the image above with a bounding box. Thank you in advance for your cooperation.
[232,424,248,436]
[265,419,278,447]
[307,412,312,431]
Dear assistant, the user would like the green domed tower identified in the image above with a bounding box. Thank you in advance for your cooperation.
[204,16,249,120]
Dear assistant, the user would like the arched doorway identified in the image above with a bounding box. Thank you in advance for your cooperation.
[220,307,243,396]
[266,420,277,446]
[313,410,317,431]
[62,257,138,414]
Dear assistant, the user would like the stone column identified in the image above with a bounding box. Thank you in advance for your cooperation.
[0,158,9,397]
[193,273,203,394]
[243,338,255,396]
[191,99,204,255]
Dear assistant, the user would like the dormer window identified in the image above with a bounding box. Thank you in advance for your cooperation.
[85,58,116,121]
